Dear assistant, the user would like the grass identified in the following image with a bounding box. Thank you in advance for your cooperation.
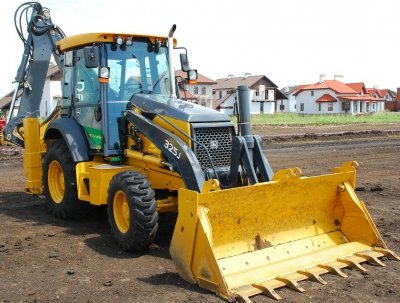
[232,112,400,126]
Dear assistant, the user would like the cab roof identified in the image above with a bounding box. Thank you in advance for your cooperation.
[57,32,177,52]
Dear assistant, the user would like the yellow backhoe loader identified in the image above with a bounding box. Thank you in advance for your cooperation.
[4,2,398,302]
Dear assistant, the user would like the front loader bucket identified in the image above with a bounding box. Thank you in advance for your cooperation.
[170,161,399,302]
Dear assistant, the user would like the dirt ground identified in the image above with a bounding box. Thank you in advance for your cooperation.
[0,123,399,303]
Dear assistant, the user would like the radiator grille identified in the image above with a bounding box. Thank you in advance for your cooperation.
[193,126,233,168]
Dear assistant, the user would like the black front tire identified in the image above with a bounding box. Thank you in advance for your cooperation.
[42,140,89,219]
[107,171,158,251]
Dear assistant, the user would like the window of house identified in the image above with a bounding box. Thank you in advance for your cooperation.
[219,91,222,99]
[267,89,275,101]
[318,103,321,111]
[194,86,199,95]
[311,91,314,96]
[354,102,358,111]
[201,87,206,95]
[342,102,350,111]
[255,91,259,96]
[328,103,333,111]
[300,103,304,111]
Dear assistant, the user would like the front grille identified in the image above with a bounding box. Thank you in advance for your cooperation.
[192,126,233,169]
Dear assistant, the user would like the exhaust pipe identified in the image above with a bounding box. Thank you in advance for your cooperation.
[237,85,254,158]
[168,24,177,98]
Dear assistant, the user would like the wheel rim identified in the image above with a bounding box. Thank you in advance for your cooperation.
[113,190,130,233]
[48,160,65,204]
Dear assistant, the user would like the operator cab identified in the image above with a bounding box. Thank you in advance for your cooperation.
[58,33,193,156]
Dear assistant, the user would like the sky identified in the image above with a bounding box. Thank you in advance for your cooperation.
[0,0,399,98]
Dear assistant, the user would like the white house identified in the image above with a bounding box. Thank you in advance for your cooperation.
[277,86,296,113]
[277,85,310,113]
[175,70,216,108]
[383,88,399,111]
[294,80,385,115]
[212,75,286,115]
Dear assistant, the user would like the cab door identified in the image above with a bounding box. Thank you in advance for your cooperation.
[73,48,102,150]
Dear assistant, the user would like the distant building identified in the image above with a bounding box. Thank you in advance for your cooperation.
[277,85,311,113]
[212,74,287,115]
[293,80,386,115]
[386,88,400,111]
[176,70,216,108]
[0,64,61,118]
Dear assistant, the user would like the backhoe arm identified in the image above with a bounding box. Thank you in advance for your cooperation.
[4,2,65,146]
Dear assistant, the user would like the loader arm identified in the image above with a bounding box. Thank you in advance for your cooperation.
[125,110,206,192]
[4,2,65,147]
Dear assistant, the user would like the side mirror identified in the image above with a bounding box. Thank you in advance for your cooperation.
[84,46,99,68]
[180,53,190,72]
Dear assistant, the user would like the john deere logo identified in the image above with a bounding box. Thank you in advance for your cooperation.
[210,140,218,149]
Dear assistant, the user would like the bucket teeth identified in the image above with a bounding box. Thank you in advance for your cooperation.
[232,247,398,303]
[355,252,386,267]
[318,264,348,278]
[337,257,368,272]
[372,247,400,261]
[276,276,305,292]
[236,294,253,303]
[298,270,327,285]
[252,283,282,300]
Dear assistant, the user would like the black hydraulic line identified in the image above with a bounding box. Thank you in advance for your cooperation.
[5,2,66,146]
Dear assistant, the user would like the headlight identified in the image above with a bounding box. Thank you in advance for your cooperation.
[125,37,133,46]
[115,36,124,45]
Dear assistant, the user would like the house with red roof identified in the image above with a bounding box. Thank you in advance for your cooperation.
[384,88,399,111]
[379,89,396,103]
[293,80,385,114]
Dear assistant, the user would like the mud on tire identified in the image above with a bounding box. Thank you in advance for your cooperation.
[107,171,158,252]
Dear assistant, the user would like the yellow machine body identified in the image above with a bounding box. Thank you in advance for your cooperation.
[13,17,398,301]
[170,162,399,302]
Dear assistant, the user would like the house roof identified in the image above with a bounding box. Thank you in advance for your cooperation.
[280,86,298,96]
[367,88,383,98]
[212,93,232,109]
[0,96,13,109]
[338,95,384,102]
[379,89,389,97]
[294,80,357,96]
[175,70,216,84]
[47,64,61,79]
[213,75,278,90]
[291,84,313,95]
[316,94,337,102]
[0,64,61,109]
[179,89,197,100]
[346,82,367,94]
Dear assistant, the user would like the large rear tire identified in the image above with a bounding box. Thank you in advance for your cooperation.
[107,171,158,251]
[43,140,89,219]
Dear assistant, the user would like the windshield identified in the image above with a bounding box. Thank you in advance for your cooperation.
[106,40,171,101]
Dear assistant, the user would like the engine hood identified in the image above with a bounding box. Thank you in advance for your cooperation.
[131,94,231,123]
